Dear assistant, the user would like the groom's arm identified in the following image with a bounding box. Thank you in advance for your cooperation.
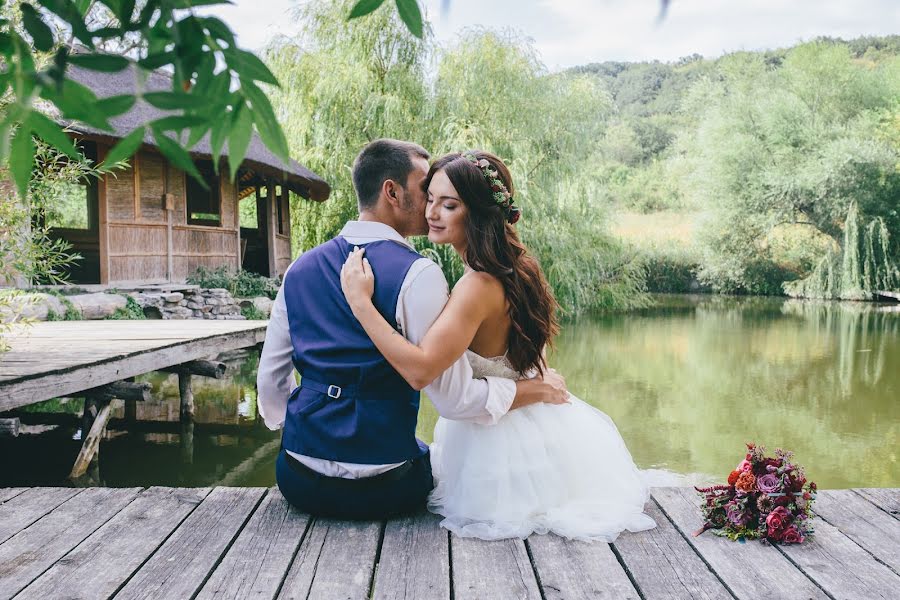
[256,269,298,430]
[399,259,562,425]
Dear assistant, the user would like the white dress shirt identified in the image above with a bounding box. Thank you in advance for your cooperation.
[256,220,517,478]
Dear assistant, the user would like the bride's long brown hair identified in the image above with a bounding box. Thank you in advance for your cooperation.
[424,151,560,375]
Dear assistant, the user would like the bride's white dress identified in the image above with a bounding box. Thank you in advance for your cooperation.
[427,350,657,542]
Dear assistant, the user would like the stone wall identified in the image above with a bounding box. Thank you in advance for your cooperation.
[132,288,244,320]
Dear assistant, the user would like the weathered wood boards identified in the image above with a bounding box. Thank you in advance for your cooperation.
[0,486,898,600]
[0,320,266,412]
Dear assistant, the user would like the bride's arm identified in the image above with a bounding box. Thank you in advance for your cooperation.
[341,247,493,390]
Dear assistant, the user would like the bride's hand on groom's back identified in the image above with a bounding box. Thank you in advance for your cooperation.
[542,369,570,405]
[510,368,570,410]
[341,246,375,312]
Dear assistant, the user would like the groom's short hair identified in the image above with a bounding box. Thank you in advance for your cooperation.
[352,139,430,210]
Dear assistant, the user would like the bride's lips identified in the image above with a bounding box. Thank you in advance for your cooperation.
[428,224,445,232]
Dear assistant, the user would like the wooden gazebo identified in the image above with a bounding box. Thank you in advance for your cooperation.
[45,65,330,286]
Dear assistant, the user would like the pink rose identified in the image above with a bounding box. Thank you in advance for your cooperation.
[756,473,781,494]
[781,525,804,544]
[737,459,752,472]
[766,506,791,536]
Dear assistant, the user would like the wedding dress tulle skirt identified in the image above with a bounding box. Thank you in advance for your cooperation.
[427,395,657,542]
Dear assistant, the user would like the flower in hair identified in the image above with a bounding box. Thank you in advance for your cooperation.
[462,152,520,224]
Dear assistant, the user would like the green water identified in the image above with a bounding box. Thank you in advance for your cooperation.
[4,295,898,488]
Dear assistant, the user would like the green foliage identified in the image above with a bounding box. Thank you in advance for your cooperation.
[186,266,280,299]
[240,303,268,320]
[107,296,145,320]
[269,13,647,314]
[44,290,81,320]
[0,0,291,199]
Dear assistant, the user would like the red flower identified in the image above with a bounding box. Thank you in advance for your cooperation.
[781,525,804,544]
[766,506,792,537]
[727,470,741,486]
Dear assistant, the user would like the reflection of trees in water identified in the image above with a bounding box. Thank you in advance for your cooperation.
[547,295,899,488]
[781,300,899,393]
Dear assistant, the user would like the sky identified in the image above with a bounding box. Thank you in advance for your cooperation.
[208,0,900,70]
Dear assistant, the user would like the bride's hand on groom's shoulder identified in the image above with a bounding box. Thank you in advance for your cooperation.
[340,246,375,311]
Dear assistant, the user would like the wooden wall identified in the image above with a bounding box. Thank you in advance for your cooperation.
[103,148,241,285]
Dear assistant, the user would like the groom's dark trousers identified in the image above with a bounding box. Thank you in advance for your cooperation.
[275,440,433,520]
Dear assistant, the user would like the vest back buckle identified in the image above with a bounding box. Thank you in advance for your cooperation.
[327,385,342,399]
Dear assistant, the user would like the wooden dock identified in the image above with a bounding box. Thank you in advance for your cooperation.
[0,320,267,479]
[0,320,267,412]
[0,486,897,599]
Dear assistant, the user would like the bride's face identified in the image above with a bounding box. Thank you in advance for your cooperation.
[425,169,468,248]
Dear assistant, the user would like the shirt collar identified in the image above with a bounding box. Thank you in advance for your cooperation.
[339,220,414,250]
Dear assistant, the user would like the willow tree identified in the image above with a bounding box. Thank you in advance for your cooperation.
[266,0,431,250]
[682,42,900,295]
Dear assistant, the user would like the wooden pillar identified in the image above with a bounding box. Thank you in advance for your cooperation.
[164,160,174,281]
[266,180,278,278]
[178,372,194,421]
[71,398,112,480]
[180,420,194,465]
[97,145,110,285]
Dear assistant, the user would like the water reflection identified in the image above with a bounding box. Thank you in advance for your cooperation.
[2,295,898,489]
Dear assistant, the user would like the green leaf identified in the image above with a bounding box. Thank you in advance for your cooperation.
[187,123,210,148]
[348,0,386,19]
[241,79,289,165]
[40,78,112,131]
[395,0,423,38]
[138,51,176,70]
[201,16,235,45]
[227,103,252,182]
[150,115,207,131]
[152,126,205,186]
[25,111,78,158]
[9,124,35,198]
[69,53,130,72]
[209,113,228,164]
[143,91,209,110]
[95,94,136,117]
[74,0,92,16]
[224,48,279,86]
[101,126,145,170]
[20,3,55,52]
[169,0,232,7]
[40,0,94,48]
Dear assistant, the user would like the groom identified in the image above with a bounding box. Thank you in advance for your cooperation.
[257,139,568,520]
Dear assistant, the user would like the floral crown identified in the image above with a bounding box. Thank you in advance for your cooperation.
[462,152,521,224]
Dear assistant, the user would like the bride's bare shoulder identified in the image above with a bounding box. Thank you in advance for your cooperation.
[450,271,506,308]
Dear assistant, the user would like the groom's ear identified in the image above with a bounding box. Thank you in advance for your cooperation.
[382,179,401,207]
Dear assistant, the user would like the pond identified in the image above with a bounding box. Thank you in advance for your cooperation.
[3,295,897,489]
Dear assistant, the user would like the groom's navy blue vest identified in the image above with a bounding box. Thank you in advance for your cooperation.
[281,236,426,464]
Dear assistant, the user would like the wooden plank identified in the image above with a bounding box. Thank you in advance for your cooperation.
[527,535,639,600]
[813,490,900,573]
[0,487,83,545]
[779,518,900,598]
[372,511,449,600]
[278,519,382,600]
[611,500,732,599]
[14,487,211,600]
[114,487,266,600]
[0,487,27,504]
[0,321,266,411]
[651,487,827,600]
[196,489,311,600]
[70,399,113,479]
[451,535,541,600]
[0,487,140,599]
[855,488,900,519]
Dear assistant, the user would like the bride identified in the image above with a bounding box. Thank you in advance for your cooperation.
[340,150,656,542]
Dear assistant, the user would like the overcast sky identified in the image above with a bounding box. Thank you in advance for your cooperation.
[209,0,900,69]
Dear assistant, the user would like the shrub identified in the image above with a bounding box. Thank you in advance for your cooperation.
[186,266,280,299]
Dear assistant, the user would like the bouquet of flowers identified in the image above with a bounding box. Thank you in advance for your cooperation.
[694,443,816,544]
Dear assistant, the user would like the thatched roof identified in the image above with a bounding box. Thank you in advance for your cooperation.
[60,65,330,201]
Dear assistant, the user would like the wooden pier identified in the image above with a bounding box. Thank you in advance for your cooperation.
[0,320,267,479]
[0,486,897,599]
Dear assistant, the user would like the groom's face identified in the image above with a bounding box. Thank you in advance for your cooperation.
[399,155,430,237]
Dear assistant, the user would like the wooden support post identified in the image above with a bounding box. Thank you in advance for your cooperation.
[178,372,194,422]
[70,398,113,480]
[125,399,137,422]
[0,417,20,438]
[81,396,98,435]
[84,381,152,402]
[161,360,227,379]
[180,420,194,465]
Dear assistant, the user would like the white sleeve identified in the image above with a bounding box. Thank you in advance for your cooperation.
[397,259,516,425]
[256,280,297,430]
